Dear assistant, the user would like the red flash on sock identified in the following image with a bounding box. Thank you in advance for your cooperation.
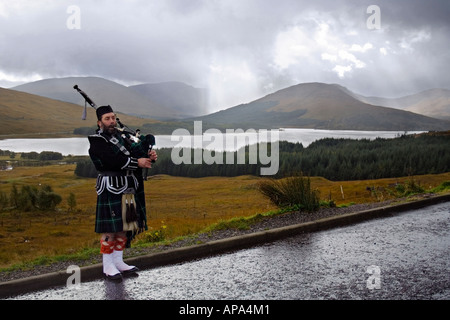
[100,240,115,254]
[114,237,127,251]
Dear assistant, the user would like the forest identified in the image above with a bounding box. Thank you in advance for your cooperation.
[74,132,449,181]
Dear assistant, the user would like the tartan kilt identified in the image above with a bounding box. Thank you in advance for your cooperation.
[95,174,148,238]
[95,191,123,233]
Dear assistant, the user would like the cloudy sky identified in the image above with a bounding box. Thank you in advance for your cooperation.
[0,0,449,112]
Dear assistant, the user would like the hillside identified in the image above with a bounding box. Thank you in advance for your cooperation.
[12,77,209,120]
[354,88,450,121]
[12,77,176,120]
[129,81,209,118]
[196,83,450,131]
[0,87,155,137]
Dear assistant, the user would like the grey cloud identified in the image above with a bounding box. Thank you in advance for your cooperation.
[0,0,449,111]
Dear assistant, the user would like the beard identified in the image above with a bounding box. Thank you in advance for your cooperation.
[101,123,117,135]
[106,125,117,135]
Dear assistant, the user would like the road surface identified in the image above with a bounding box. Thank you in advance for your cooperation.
[8,201,450,300]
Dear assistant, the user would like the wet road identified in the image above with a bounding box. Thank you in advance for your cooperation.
[10,202,450,300]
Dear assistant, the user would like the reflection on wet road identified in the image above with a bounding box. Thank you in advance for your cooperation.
[11,202,450,300]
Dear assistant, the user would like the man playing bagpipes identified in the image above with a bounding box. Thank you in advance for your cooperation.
[88,105,157,280]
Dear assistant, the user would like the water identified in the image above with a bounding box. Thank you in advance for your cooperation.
[9,201,450,300]
[0,129,421,156]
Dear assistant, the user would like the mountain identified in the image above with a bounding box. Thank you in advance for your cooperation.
[353,88,450,121]
[12,77,177,120]
[10,77,450,131]
[195,83,450,131]
[129,81,209,118]
[0,87,154,136]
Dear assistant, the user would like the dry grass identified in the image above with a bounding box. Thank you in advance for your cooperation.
[0,165,275,268]
[0,163,449,269]
[311,172,450,205]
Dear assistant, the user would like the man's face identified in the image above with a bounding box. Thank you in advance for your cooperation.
[98,112,117,135]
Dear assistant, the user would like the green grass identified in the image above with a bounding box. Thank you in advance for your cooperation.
[0,247,99,273]
[431,181,450,193]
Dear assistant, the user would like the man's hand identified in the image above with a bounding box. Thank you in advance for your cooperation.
[148,150,158,162]
[138,158,152,168]
[138,150,157,168]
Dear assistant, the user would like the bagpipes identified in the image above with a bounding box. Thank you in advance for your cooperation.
[73,84,156,164]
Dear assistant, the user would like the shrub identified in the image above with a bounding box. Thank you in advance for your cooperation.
[38,151,63,161]
[9,184,62,211]
[432,181,450,193]
[140,221,167,243]
[391,177,425,197]
[36,185,62,210]
[257,173,320,211]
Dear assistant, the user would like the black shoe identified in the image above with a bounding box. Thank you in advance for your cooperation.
[121,266,139,275]
[104,272,123,281]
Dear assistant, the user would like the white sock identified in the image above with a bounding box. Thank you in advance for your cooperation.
[112,250,135,272]
[103,253,121,276]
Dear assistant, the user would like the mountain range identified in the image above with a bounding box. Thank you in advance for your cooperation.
[195,83,450,131]
[4,76,450,133]
[12,77,209,120]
